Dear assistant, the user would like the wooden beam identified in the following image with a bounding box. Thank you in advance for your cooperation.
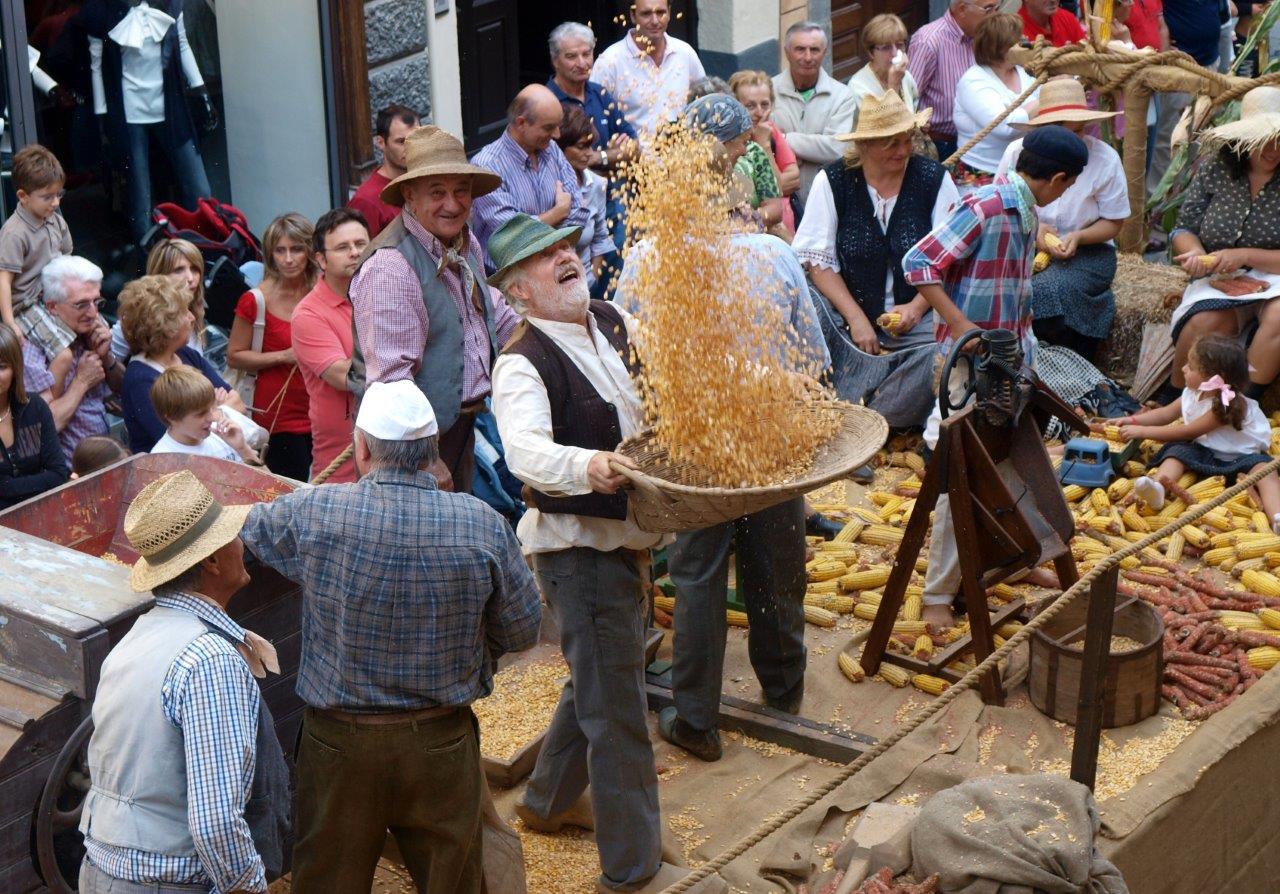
[328,1,374,197]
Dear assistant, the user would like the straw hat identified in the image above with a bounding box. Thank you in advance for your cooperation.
[487,213,582,287]
[1204,86,1280,151]
[124,470,253,592]
[1017,79,1118,128]
[379,125,503,206]
[837,91,931,141]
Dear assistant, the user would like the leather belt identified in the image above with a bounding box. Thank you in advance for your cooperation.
[316,705,460,726]
[927,129,957,142]
[458,399,487,418]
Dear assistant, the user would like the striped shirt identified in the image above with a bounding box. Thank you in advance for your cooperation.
[469,131,589,270]
[239,468,542,711]
[907,11,975,140]
[84,593,265,894]
[348,213,520,403]
[902,173,1039,357]
[21,337,111,461]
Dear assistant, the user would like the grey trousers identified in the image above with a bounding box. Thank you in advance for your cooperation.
[79,860,208,893]
[523,546,661,890]
[668,497,808,730]
[1146,91,1191,199]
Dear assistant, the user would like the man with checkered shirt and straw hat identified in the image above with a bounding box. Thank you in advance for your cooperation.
[77,470,289,894]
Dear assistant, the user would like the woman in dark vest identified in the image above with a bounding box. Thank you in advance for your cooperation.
[793,91,960,431]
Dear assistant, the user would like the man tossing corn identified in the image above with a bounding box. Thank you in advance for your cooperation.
[489,213,680,892]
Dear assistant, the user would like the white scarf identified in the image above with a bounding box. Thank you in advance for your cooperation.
[108,2,175,49]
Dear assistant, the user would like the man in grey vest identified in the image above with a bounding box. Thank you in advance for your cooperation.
[79,470,288,894]
[349,125,520,493]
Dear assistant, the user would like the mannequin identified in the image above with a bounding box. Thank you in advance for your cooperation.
[80,0,217,241]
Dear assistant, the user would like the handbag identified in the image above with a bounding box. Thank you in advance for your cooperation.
[226,288,265,411]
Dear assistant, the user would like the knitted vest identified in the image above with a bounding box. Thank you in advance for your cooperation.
[824,156,945,319]
[503,301,637,520]
[350,216,499,433]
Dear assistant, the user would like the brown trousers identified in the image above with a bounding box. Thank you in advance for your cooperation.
[290,707,483,894]
[439,412,478,494]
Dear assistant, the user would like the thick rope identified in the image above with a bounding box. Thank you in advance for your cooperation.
[309,444,353,485]
[660,457,1280,893]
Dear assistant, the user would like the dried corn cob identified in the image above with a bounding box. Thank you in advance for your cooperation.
[860,524,904,545]
[1238,537,1280,560]
[1033,250,1051,273]
[1062,484,1088,502]
[1259,608,1280,630]
[808,560,848,582]
[837,651,865,682]
[913,635,934,659]
[1108,476,1134,501]
[726,609,750,628]
[912,674,950,695]
[804,605,838,628]
[1218,610,1266,630]
[655,594,676,613]
[831,516,866,543]
[1247,646,1280,670]
[841,567,890,591]
[902,593,923,621]
[1122,506,1150,533]
[876,663,911,687]
[877,311,902,332]
[1090,488,1111,513]
[1243,569,1280,597]
[1164,531,1185,563]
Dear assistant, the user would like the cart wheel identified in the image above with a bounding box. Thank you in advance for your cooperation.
[35,715,93,894]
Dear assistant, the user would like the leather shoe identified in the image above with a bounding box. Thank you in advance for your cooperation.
[850,463,875,484]
[514,792,594,832]
[805,511,845,540]
[765,682,804,715]
[657,707,722,761]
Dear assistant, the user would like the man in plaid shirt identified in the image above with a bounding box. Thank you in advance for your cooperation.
[240,380,541,893]
[902,125,1087,629]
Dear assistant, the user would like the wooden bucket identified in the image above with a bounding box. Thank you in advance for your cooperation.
[1028,595,1164,728]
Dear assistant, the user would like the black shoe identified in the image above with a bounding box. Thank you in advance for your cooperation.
[805,511,845,540]
[657,707,722,761]
[849,463,875,485]
[765,682,804,715]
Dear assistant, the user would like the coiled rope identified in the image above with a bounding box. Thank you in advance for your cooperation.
[660,456,1280,893]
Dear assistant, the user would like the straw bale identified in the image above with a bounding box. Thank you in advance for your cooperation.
[1097,253,1185,385]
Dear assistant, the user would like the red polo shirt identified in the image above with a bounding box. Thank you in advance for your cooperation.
[1019,6,1087,46]
[291,278,356,483]
[348,169,399,238]
[1126,0,1164,50]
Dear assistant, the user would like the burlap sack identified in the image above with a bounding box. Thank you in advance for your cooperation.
[911,773,1128,894]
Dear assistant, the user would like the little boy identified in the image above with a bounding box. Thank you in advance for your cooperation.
[0,144,74,392]
[900,125,1088,629]
[149,366,259,464]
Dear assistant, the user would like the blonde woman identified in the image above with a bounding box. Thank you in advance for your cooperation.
[729,70,800,232]
[227,212,317,481]
[110,238,208,362]
[848,15,919,128]
[120,275,244,453]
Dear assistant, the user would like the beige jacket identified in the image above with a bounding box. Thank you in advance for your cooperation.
[770,67,857,205]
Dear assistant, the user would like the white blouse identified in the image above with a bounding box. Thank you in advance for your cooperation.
[89,4,205,125]
[953,65,1039,174]
[793,166,960,311]
[995,134,1130,238]
[1183,388,1272,459]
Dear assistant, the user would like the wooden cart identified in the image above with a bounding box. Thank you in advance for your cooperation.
[0,454,302,893]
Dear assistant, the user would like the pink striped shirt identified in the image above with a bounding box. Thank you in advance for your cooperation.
[907,12,975,140]
[349,212,520,404]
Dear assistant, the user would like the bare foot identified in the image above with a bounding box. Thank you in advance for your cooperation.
[922,603,956,630]
[1022,567,1060,589]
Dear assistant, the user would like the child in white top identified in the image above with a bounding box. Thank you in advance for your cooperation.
[1105,335,1279,530]
[149,366,259,465]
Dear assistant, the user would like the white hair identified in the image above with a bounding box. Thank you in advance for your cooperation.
[42,255,104,305]
[550,21,596,57]
[785,20,829,46]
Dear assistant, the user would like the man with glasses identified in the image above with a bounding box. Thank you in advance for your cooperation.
[20,255,121,461]
[292,208,371,484]
[909,0,994,159]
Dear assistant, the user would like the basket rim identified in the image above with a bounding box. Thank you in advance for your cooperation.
[616,402,888,497]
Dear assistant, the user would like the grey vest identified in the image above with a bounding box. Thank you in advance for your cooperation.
[80,604,289,874]
[350,215,500,433]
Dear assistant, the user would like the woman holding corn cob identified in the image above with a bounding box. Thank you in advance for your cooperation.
[994,79,1128,361]
[1168,86,1280,396]
[1108,334,1280,531]
[793,91,958,429]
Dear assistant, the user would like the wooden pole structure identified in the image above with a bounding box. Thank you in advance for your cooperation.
[1119,83,1153,252]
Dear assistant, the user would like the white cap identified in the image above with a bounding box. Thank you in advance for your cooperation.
[356,380,439,440]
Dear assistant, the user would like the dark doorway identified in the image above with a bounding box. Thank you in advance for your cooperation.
[459,0,699,152]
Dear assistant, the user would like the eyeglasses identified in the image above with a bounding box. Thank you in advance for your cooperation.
[67,298,105,313]
[966,1,1000,12]
[872,42,907,52]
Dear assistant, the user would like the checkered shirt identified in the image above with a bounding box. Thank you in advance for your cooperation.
[21,338,110,461]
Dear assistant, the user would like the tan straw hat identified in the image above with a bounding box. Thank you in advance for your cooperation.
[380,125,503,206]
[1018,78,1117,128]
[837,91,931,141]
[124,470,253,592]
[1204,86,1280,151]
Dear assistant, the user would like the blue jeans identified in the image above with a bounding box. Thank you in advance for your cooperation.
[125,123,212,242]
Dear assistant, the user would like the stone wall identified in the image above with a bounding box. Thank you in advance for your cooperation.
[364,0,432,125]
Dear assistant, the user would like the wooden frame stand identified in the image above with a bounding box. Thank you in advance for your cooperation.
[860,381,1088,704]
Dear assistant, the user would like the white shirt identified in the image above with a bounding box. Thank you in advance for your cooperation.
[152,430,242,462]
[89,5,205,125]
[1183,388,1272,459]
[792,167,960,312]
[576,168,612,286]
[491,310,666,555]
[995,134,1130,238]
[593,32,706,138]
[847,65,919,130]
[953,65,1039,174]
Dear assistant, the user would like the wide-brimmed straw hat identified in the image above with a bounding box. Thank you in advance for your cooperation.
[1204,85,1280,151]
[124,470,253,592]
[837,91,931,141]
[380,125,503,206]
[1016,79,1117,128]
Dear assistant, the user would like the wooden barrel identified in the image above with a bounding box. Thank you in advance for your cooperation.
[1028,596,1164,728]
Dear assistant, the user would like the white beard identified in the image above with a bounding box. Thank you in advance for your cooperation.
[534,276,590,320]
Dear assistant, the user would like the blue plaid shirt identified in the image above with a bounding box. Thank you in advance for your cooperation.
[240,468,542,711]
[84,593,265,894]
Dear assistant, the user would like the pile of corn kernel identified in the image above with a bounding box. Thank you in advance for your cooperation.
[474,657,568,761]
